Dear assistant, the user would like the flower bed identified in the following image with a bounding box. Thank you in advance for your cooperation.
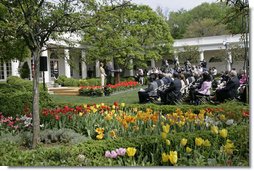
[0,102,249,166]
[79,81,139,96]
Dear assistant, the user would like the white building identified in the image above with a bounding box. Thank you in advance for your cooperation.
[0,34,248,84]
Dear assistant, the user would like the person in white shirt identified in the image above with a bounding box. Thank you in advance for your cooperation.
[99,62,107,87]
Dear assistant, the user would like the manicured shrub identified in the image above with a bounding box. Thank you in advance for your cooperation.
[19,61,30,79]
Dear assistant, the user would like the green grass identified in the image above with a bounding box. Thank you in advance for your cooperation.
[51,87,143,105]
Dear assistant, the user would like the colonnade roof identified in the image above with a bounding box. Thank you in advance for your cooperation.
[173,34,247,52]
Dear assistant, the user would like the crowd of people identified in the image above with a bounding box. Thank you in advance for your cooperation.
[138,59,248,105]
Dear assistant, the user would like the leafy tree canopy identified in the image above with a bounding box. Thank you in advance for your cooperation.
[167,1,246,39]
[82,4,174,69]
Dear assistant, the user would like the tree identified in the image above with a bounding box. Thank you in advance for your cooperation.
[167,2,244,39]
[176,45,200,64]
[0,3,30,61]
[0,0,130,148]
[82,4,173,71]
[183,18,230,38]
[220,0,249,71]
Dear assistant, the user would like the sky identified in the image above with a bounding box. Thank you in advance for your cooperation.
[131,0,219,12]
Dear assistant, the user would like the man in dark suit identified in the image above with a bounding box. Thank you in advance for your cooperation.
[215,70,240,103]
[162,72,182,104]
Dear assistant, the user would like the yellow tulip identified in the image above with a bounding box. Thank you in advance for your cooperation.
[211,125,219,134]
[161,132,167,139]
[96,133,104,140]
[203,139,211,147]
[223,139,235,155]
[180,138,188,146]
[195,137,204,146]
[126,147,137,157]
[161,152,168,163]
[95,127,104,134]
[166,139,171,146]
[79,112,84,116]
[162,124,170,133]
[219,129,228,138]
[219,114,226,121]
[104,114,112,121]
[169,151,178,165]
[186,147,192,153]
[109,130,116,138]
[121,103,125,107]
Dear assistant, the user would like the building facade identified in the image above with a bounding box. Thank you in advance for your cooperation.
[0,34,248,84]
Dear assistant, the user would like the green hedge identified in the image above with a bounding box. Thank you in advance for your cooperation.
[0,124,248,166]
[0,77,52,116]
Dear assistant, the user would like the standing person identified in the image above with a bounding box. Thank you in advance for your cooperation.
[99,62,107,88]
[138,68,144,85]
[105,62,113,85]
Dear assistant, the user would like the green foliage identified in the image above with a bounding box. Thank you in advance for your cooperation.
[7,76,47,92]
[79,87,104,97]
[176,45,200,64]
[82,4,173,69]
[167,2,244,39]
[55,75,101,87]
[19,61,30,79]
[0,124,248,166]
[0,77,53,116]
[183,18,230,38]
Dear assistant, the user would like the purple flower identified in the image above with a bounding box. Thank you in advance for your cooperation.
[116,148,126,156]
[105,151,111,158]
[110,150,118,158]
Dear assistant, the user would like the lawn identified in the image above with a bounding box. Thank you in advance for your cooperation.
[51,87,143,105]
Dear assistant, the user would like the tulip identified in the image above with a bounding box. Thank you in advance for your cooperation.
[195,137,204,146]
[96,133,104,140]
[180,138,188,147]
[161,152,168,163]
[219,129,228,138]
[203,139,211,147]
[166,139,171,146]
[116,148,126,156]
[211,125,219,134]
[169,151,178,165]
[186,147,192,153]
[161,132,167,139]
[126,147,137,157]
[162,124,170,133]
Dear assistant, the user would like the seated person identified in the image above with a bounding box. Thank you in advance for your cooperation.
[213,70,240,103]
[138,76,173,103]
[158,72,182,104]
[189,72,212,104]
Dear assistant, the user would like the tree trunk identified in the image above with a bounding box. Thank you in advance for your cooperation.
[31,48,41,149]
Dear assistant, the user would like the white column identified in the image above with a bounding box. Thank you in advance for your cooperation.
[226,51,232,71]
[3,62,7,81]
[199,50,204,62]
[129,59,134,76]
[151,59,155,68]
[95,60,100,77]
[11,60,20,77]
[41,47,50,83]
[64,49,71,78]
[81,50,87,79]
